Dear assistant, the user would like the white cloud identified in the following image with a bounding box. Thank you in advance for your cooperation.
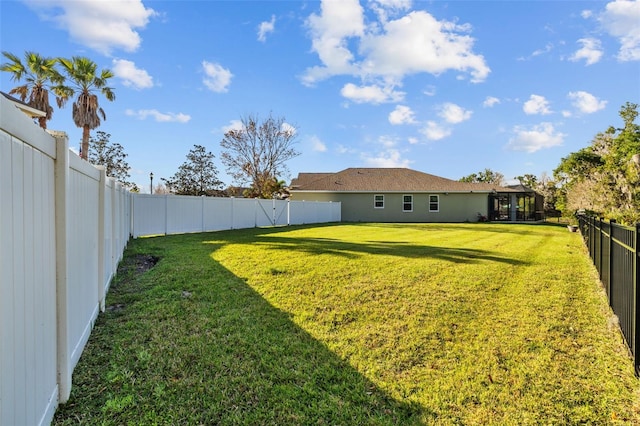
[125,109,191,123]
[600,0,640,61]
[507,122,565,153]
[202,61,233,92]
[112,59,153,89]
[337,144,357,154]
[257,15,276,42]
[438,102,472,124]
[378,135,399,148]
[483,96,500,108]
[222,119,243,133]
[302,0,365,84]
[567,91,607,113]
[359,11,490,83]
[340,83,405,104]
[362,149,411,167]
[420,121,451,140]
[423,85,436,96]
[388,105,416,124]
[369,0,412,22]
[25,0,156,55]
[303,2,489,86]
[281,122,297,137]
[581,10,594,18]
[569,38,603,65]
[309,135,327,152]
[523,94,552,115]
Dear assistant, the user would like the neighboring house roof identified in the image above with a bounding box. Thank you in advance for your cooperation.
[1,91,46,118]
[290,168,517,193]
[506,184,537,193]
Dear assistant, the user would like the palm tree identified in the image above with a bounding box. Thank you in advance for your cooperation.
[58,56,115,160]
[0,51,69,129]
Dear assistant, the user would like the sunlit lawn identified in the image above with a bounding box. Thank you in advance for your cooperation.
[54,223,640,425]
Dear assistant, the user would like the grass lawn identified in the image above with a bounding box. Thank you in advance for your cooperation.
[53,223,640,425]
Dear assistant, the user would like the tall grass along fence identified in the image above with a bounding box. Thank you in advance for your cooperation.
[1,94,340,426]
[576,214,640,374]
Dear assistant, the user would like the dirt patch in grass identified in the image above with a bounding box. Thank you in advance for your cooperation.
[126,254,160,274]
[105,254,160,312]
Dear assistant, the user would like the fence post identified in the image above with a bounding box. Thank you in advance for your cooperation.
[635,223,640,375]
[97,166,106,312]
[597,217,603,280]
[610,220,616,309]
[53,132,72,403]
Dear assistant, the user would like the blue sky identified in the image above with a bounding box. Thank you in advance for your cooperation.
[1,0,639,191]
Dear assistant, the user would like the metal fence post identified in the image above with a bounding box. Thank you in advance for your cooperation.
[610,219,616,309]
[597,217,603,280]
[635,223,640,375]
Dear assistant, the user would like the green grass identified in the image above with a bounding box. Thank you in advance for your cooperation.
[53,223,640,425]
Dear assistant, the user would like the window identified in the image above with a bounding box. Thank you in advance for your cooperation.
[403,195,413,212]
[429,195,439,212]
[374,194,384,209]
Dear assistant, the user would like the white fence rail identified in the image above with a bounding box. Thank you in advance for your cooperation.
[131,195,340,238]
[1,95,340,425]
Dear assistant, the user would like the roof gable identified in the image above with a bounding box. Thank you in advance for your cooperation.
[290,168,515,193]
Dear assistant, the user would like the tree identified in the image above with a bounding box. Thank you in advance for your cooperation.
[58,56,115,160]
[88,131,138,191]
[459,168,505,185]
[220,113,300,198]
[554,102,640,224]
[536,172,560,212]
[163,144,223,196]
[514,174,538,188]
[1,51,69,129]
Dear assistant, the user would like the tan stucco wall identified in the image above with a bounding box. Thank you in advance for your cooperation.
[290,191,489,222]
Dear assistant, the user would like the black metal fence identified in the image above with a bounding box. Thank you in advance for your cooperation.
[576,215,640,374]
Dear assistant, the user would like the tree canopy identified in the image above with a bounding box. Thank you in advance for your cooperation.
[88,131,138,192]
[220,114,300,198]
[0,51,69,129]
[459,168,505,185]
[58,56,115,160]
[554,102,640,224]
[163,144,223,196]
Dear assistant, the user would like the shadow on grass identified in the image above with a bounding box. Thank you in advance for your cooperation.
[205,224,528,265]
[53,232,427,425]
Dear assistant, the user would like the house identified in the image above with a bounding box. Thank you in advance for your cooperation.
[289,168,543,223]
[1,91,47,119]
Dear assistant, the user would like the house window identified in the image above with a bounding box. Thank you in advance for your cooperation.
[429,195,439,212]
[374,194,384,209]
[403,195,413,212]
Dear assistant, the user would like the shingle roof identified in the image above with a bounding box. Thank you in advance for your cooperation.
[290,168,517,193]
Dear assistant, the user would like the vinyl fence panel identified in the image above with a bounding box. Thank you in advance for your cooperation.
[203,197,233,231]
[63,154,101,395]
[1,95,133,425]
[1,111,58,426]
[133,194,168,237]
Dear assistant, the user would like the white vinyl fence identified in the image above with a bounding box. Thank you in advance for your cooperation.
[1,94,340,426]
[131,194,340,238]
[1,96,132,426]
